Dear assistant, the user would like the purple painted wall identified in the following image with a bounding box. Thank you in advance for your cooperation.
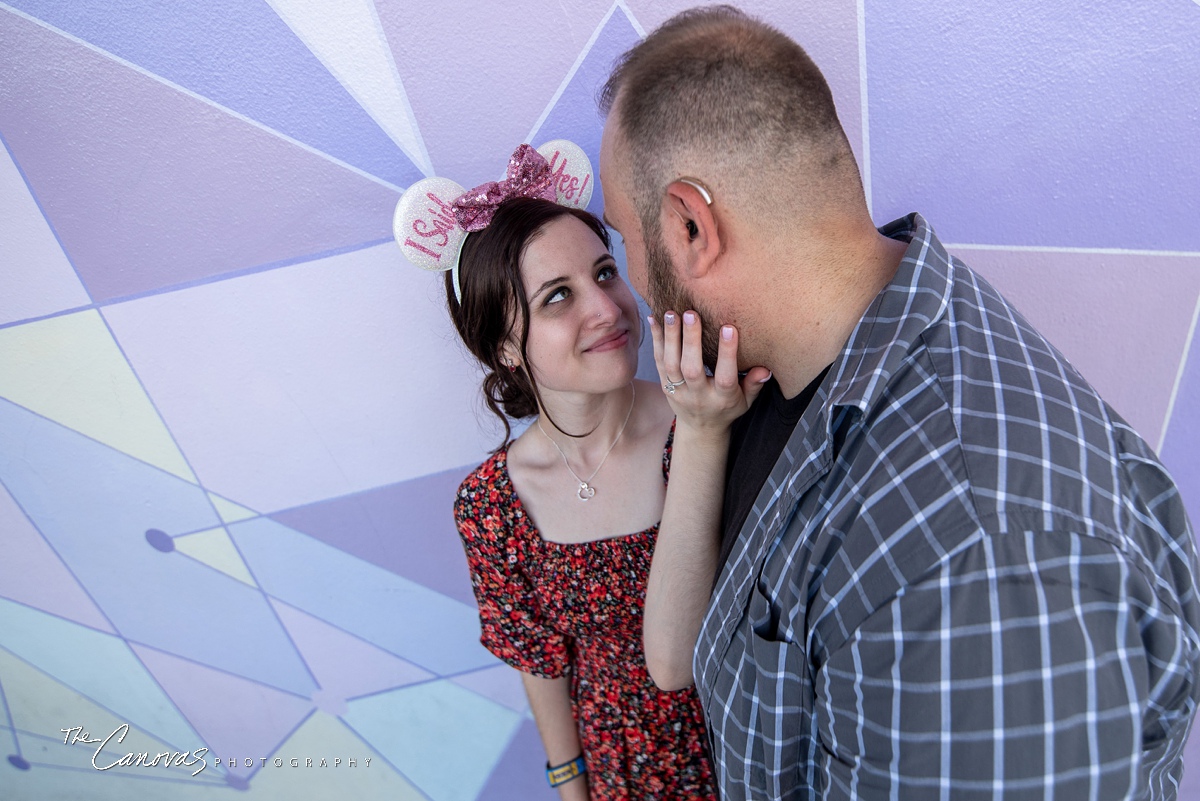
[0,2,1196,799]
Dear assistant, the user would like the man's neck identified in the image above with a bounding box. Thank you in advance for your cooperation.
[760,230,908,399]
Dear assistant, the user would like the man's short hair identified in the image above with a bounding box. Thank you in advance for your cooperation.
[601,5,858,234]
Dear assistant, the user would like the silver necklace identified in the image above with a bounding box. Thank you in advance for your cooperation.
[537,383,636,502]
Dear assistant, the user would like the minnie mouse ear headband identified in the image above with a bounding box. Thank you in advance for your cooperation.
[393,140,595,303]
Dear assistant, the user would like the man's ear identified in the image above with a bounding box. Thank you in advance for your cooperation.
[662,179,720,279]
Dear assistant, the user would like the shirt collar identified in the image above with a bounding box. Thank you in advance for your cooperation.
[823,212,954,419]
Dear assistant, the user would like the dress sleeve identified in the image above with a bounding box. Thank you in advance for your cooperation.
[453,469,571,679]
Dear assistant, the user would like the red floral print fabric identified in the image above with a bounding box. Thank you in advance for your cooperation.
[453,425,716,799]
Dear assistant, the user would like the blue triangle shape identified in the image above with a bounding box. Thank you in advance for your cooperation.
[228,515,494,677]
[0,398,316,697]
[528,7,643,218]
[7,0,422,187]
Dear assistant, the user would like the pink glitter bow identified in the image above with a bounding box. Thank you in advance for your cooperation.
[451,144,558,231]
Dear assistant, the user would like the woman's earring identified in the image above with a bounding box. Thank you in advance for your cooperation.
[505,358,517,372]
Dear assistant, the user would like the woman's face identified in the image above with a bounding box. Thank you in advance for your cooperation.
[511,214,640,396]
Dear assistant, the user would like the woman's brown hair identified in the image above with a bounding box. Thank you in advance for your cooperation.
[445,196,612,444]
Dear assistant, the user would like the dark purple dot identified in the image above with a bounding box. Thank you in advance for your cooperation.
[144,529,174,553]
[226,774,250,791]
[7,755,30,770]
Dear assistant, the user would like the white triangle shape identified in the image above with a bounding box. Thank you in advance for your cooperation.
[207,491,259,524]
[0,311,197,482]
[266,0,433,176]
[174,526,258,587]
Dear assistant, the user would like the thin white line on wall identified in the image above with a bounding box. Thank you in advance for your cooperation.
[366,3,434,175]
[264,0,435,177]
[857,0,872,219]
[945,243,1200,258]
[1159,291,1200,452]
[0,3,406,194]
[526,2,627,144]
[617,0,648,38]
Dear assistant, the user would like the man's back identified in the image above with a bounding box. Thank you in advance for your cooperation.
[696,214,1200,799]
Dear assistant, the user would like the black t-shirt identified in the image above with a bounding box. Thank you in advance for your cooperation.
[717,367,830,573]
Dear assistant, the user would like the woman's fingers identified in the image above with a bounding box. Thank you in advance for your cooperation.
[680,311,705,382]
[740,366,772,408]
[651,312,688,400]
[712,323,740,392]
[662,310,683,383]
[653,309,768,417]
[648,314,665,380]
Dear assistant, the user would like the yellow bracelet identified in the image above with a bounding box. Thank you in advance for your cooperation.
[546,755,586,787]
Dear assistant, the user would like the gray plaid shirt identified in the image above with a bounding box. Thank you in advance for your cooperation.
[695,214,1200,800]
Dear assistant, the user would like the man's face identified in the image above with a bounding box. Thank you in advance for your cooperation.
[600,118,722,368]
[644,230,722,369]
[599,120,650,296]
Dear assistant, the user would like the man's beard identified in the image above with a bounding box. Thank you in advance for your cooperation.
[645,233,721,370]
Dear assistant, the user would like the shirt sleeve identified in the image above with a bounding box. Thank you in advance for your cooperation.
[812,529,1198,800]
[453,485,571,679]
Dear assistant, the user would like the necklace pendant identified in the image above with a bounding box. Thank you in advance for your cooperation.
[577,482,596,501]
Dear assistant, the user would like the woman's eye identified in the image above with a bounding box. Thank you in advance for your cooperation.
[597,265,617,282]
[545,287,569,305]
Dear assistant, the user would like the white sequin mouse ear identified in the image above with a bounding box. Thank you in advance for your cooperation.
[393,140,595,304]
[536,140,594,209]
[393,176,468,301]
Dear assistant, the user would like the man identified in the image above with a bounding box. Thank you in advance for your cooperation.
[598,6,1200,799]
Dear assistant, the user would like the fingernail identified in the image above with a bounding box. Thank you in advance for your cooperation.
[664,311,676,325]
[721,325,733,341]
[646,315,655,327]
[758,371,773,383]
[683,311,696,325]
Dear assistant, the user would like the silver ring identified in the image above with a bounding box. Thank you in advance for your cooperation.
[663,378,685,395]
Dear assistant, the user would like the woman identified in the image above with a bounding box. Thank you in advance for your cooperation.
[446,194,766,799]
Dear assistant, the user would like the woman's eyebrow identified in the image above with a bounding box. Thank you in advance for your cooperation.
[530,276,569,302]
[530,256,616,301]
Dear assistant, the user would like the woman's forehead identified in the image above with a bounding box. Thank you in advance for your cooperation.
[520,215,610,282]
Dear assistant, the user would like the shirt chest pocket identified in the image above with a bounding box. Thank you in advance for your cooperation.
[748,586,813,800]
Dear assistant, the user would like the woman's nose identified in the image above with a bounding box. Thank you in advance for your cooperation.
[584,287,622,325]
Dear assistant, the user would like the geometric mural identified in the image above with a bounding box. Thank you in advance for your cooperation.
[952,247,1200,447]
[1,1,1197,799]
[96,242,496,513]
[0,7,405,304]
[0,133,91,327]
[866,0,1200,251]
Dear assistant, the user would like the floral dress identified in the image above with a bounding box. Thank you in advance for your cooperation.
[453,425,716,799]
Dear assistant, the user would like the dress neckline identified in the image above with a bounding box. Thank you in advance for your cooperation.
[494,421,674,548]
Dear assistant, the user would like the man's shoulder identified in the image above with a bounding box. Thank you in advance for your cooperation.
[921,259,1111,437]
[877,254,1187,547]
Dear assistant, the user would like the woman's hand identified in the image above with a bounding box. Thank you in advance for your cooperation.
[643,308,768,690]
[649,309,771,431]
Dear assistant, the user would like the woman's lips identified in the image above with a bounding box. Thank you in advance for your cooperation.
[586,330,630,352]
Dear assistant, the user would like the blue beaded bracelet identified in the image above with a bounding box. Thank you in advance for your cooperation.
[546,755,586,787]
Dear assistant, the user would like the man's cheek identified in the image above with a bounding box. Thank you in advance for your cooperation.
[628,258,650,298]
